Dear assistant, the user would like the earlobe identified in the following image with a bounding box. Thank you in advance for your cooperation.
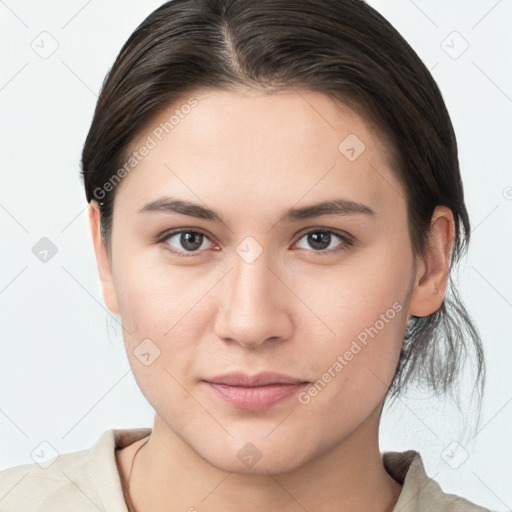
[408,206,455,317]
[88,201,120,315]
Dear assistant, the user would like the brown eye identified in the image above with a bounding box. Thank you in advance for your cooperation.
[162,230,214,257]
[294,229,353,255]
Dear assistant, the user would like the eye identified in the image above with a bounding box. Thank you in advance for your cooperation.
[160,229,215,257]
[293,229,353,255]
[157,227,354,258]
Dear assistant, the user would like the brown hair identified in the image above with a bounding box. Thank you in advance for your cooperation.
[80,0,485,403]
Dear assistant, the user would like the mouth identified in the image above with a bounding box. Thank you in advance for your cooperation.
[202,371,310,411]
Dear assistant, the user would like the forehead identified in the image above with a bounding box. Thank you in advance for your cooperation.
[115,87,405,221]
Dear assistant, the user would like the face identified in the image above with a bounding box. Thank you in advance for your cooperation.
[93,87,422,474]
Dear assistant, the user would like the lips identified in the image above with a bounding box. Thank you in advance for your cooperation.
[202,372,310,411]
[204,371,308,387]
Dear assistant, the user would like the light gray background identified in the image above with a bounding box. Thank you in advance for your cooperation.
[1,1,511,510]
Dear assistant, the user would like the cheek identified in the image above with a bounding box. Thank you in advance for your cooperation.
[299,290,406,395]
[110,255,190,381]
[114,269,206,414]
[291,239,410,345]
[112,243,203,333]
[292,245,410,408]
[295,293,407,441]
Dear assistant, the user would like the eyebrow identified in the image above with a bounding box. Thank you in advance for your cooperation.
[137,196,376,223]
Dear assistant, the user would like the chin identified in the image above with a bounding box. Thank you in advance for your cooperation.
[194,435,316,476]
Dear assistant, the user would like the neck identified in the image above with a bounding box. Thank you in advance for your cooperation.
[126,408,402,512]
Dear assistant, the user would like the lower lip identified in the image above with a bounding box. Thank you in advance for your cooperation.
[204,382,308,411]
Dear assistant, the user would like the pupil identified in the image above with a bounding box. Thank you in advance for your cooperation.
[182,232,202,251]
[309,232,330,250]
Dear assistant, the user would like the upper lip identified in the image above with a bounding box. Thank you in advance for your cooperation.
[204,371,308,387]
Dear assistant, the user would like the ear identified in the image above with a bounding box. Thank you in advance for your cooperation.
[88,201,120,315]
[409,205,456,317]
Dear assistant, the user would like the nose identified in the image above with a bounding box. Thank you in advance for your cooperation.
[213,249,293,349]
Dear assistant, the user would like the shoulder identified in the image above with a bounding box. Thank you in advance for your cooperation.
[0,427,151,511]
[383,450,491,512]
[0,445,95,511]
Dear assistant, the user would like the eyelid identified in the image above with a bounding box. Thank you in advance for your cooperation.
[291,227,354,256]
[157,226,354,257]
[293,226,354,243]
[157,227,217,257]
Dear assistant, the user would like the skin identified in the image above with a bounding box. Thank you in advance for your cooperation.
[89,86,455,512]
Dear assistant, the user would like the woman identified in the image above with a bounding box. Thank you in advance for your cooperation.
[0,0,489,510]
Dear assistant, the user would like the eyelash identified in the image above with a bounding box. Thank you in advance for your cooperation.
[157,228,354,258]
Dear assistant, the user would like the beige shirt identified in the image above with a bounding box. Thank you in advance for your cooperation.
[0,427,490,511]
